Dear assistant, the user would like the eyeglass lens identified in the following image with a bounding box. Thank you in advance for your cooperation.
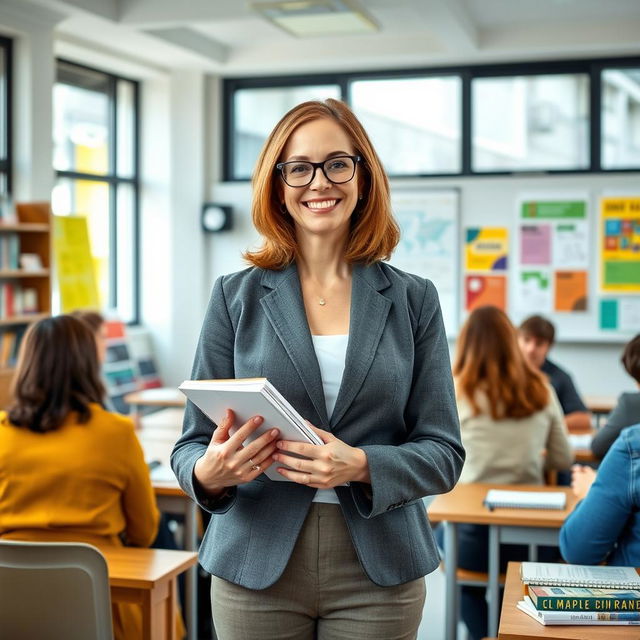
[281,157,356,187]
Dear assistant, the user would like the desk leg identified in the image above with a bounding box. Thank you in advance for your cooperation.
[184,501,199,640]
[443,522,458,640]
[488,524,500,638]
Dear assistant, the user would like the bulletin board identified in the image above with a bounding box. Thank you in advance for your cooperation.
[508,193,640,342]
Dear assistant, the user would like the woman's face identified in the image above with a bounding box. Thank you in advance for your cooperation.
[278,117,360,243]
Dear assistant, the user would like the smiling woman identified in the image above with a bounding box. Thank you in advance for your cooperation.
[171,98,464,640]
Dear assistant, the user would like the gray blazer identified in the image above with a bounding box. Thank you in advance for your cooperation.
[171,261,464,588]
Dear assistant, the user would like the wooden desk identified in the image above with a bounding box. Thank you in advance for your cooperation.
[428,483,578,640]
[126,387,186,411]
[137,418,199,640]
[585,395,616,429]
[102,546,197,640]
[498,562,640,639]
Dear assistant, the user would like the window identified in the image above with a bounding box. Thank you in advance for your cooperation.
[0,36,11,199]
[350,76,461,175]
[472,73,590,172]
[53,60,139,323]
[225,56,640,179]
[230,84,341,180]
[601,67,640,169]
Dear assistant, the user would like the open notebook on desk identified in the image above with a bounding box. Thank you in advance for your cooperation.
[483,489,567,511]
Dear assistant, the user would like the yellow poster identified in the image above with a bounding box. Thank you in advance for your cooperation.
[53,215,100,312]
[465,227,508,272]
[600,197,640,293]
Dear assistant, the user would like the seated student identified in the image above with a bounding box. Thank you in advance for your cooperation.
[518,315,592,431]
[591,334,640,460]
[561,423,640,566]
[446,305,572,640]
[0,315,161,640]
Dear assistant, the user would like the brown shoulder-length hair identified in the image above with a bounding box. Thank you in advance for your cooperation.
[244,98,400,269]
[6,315,106,433]
[453,306,550,420]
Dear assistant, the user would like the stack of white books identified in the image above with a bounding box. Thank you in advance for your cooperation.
[179,378,325,482]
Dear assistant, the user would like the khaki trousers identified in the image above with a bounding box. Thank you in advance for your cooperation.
[210,502,426,640]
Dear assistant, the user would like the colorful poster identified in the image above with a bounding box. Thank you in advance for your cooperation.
[599,298,640,332]
[465,275,506,312]
[600,197,640,293]
[521,200,586,220]
[53,215,100,312]
[465,227,508,272]
[520,225,552,265]
[554,271,588,312]
[514,270,552,315]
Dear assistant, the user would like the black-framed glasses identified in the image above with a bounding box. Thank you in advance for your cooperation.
[276,155,361,187]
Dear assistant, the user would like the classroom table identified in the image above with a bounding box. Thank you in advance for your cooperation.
[125,388,186,428]
[137,411,199,640]
[568,431,596,464]
[428,483,578,640]
[584,394,616,429]
[103,546,197,640]
[498,561,640,639]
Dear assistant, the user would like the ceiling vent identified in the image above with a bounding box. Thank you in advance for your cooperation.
[250,0,379,37]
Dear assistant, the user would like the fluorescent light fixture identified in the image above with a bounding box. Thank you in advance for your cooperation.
[251,0,379,37]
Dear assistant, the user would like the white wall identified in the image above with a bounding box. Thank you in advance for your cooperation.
[203,78,638,398]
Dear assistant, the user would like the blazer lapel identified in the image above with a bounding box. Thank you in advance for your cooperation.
[330,262,391,428]
[260,265,329,426]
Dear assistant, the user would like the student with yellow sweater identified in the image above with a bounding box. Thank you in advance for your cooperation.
[0,314,160,639]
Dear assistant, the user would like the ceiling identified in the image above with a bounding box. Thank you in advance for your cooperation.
[26,0,640,76]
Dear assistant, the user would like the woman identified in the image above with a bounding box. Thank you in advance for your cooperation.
[449,305,572,640]
[171,99,464,639]
[561,423,640,566]
[0,315,160,639]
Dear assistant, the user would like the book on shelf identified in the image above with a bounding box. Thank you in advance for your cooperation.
[518,595,640,625]
[521,562,640,589]
[179,378,328,483]
[0,233,20,270]
[0,283,39,317]
[483,489,566,511]
[528,584,640,611]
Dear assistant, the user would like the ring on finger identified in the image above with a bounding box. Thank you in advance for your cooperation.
[249,458,261,472]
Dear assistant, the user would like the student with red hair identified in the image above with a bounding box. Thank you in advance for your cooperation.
[448,306,572,640]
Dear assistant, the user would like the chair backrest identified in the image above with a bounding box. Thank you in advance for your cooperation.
[0,540,113,640]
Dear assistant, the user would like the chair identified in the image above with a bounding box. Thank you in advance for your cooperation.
[0,540,113,640]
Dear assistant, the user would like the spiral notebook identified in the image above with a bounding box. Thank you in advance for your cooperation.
[483,489,566,511]
[521,562,640,589]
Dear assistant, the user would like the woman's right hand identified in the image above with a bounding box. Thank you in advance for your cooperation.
[193,409,279,497]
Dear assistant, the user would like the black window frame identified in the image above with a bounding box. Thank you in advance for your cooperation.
[54,58,140,325]
[0,35,12,196]
[223,55,640,181]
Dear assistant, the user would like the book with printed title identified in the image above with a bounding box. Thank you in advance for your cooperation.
[529,584,640,611]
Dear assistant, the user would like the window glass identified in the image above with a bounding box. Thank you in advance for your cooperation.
[602,68,640,169]
[117,80,135,178]
[472,74,589,171]
[54,63,110,175]
[233,85,341,179]
[350,76,462,174]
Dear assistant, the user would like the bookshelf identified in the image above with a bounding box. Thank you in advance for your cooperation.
[0,202,52,408]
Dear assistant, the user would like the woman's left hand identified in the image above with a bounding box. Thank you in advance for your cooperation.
[274,423,370,488]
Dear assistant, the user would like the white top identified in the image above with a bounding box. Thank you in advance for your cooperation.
[310,334,349,504]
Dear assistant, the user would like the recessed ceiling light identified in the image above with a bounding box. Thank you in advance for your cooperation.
[251,0,379,37]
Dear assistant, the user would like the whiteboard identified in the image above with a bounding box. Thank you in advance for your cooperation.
[388,189,460,336]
